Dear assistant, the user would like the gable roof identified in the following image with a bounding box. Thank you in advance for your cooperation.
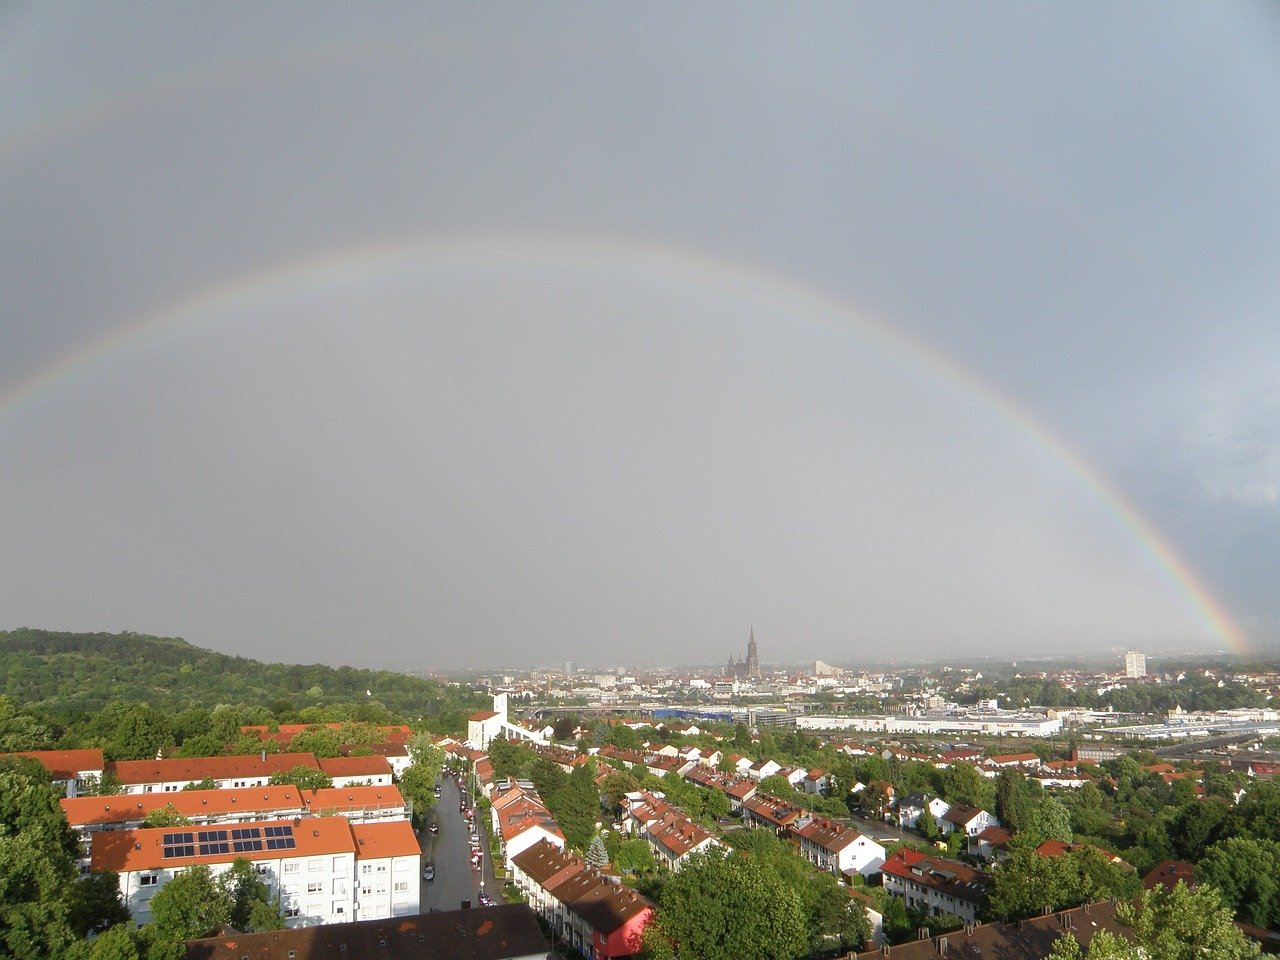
[184,903,548,960]
[91,816,358,873]
[6,749,104,780]
[316,755,393,778]
[107,753,319,785]
[350,820,420,859]
[62,785,304,827]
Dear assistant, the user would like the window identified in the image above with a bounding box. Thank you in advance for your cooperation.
[307,882,323,893]
[376,864,387,873]
[394,881,409,892]
[332,903,345,915]
[283,862,299,873]
[308,859,325,872]
[361,864,372,875]
[139,875,158,887]
[284,906,301,918]
[332,856,346,874]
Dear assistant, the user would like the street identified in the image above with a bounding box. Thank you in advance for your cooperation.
[419,775,499,912]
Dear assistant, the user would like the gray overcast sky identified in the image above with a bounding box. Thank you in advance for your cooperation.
[3,3,1278,670]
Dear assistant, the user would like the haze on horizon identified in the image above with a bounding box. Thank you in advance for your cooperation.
[2,3,1278,671]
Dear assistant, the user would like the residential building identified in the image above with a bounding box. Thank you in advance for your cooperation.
[316,755,394,787]
[938,804,998,838]
[790,815,885,878]
[350,821,421,920]
[184,903,551,960]
[107,753,320,794]
[1125,650,1147,679]
[896,793,950,830]
[643,809,717,871]
[5,749,104,798]
[92,816,360,927]
[880,848,991,923]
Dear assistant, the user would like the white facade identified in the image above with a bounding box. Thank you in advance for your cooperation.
[1125,650,1147,678]
[353,851,420,920]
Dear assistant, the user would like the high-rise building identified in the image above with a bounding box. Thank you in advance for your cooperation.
[1124,650,1147,678]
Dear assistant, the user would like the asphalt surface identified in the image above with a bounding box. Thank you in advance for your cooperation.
[419,776,498,912]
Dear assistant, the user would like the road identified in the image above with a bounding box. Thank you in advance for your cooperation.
[419,775,497,912]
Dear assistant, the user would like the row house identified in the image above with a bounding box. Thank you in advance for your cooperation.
[880,848,991,923]
[789,815,886,879]
[511,839,653,960]
[317,755,394,788]
[108,753,321,794]
[185,902,551,960]
[492,784,566,869]
[747,758,782,780]
[619,791,679,836]
[741,792,807,835]
[934,748,983,768]
[92,816,420,928]
[642,754,688,779]
[939,804,998,838]
[5,749,104,798]
[644,810,718,871]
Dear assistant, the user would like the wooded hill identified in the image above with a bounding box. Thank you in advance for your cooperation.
[0,628,483,723]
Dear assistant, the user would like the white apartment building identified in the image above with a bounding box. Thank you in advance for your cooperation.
[1125,650,1147,678]
[107,753,321,794]
[350,821,422,920]
[91,816,419,929]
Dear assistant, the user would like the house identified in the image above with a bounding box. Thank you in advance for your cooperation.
[880,848,991,923]
[938,804,998,838]
[492,784,566,869]
[852,901,1131,959]
[748,758,782,780]
[644,810,717,870]
[1035,840,1133,872]
[724,778,758,813]
[107,753,321,794]
[317,756,394,788]
[5,748,104,798]
[341,741,412,778]
[790,815,885,878]
[741,792,807,835]
[92,816,363,927]
[967,825,1012,863]
[896,793,950,830]
[184,903,551,960]
[511,840,654,959]
[802,769,830,796]
[1143,860,1195,891]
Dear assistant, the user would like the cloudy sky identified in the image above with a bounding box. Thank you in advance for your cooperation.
[2,3,1278,670]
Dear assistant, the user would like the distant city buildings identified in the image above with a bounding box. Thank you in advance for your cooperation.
[1125,650,1147,678]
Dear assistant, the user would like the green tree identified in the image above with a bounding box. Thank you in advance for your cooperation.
[217,857,282,931]
[267,766,332,791]
[288,727,342,758]
[66,871,131,936]
[995,770,1031,832]
[918,807,941,840]
[549,761,599,851]
[614,837,657,874]
[176,733,226,758]
[182,778,218,791]
[650,849,808,960]
[143,804,192,827]
[600,769,641,812]
[0,695,54,751]
[940,762,994,811]
[1034,797,1074,844]
[1196,836,1280,928]
[148,864,231,941]
[586,833,609,867]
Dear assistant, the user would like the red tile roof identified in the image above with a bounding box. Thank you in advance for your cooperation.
[350,820,420,859]
[300,785,405,814]
[91,816,357,873]
[317,755,393,778]
[108,753,319,786]
[62,786,304,827]
[6,748,104,780]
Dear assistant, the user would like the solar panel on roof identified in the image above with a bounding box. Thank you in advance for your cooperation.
[231,827,261,841]
[232,838,264,852]
[197,829,228,843]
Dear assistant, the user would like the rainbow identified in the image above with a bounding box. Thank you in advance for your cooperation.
[0,230,1246,653]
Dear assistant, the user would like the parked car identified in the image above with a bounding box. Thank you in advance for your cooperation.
[429,822,439,835]
[422,863,435,881]
[477,891,494,906]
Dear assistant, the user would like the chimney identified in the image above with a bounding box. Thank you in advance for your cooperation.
[260,750,266,762]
